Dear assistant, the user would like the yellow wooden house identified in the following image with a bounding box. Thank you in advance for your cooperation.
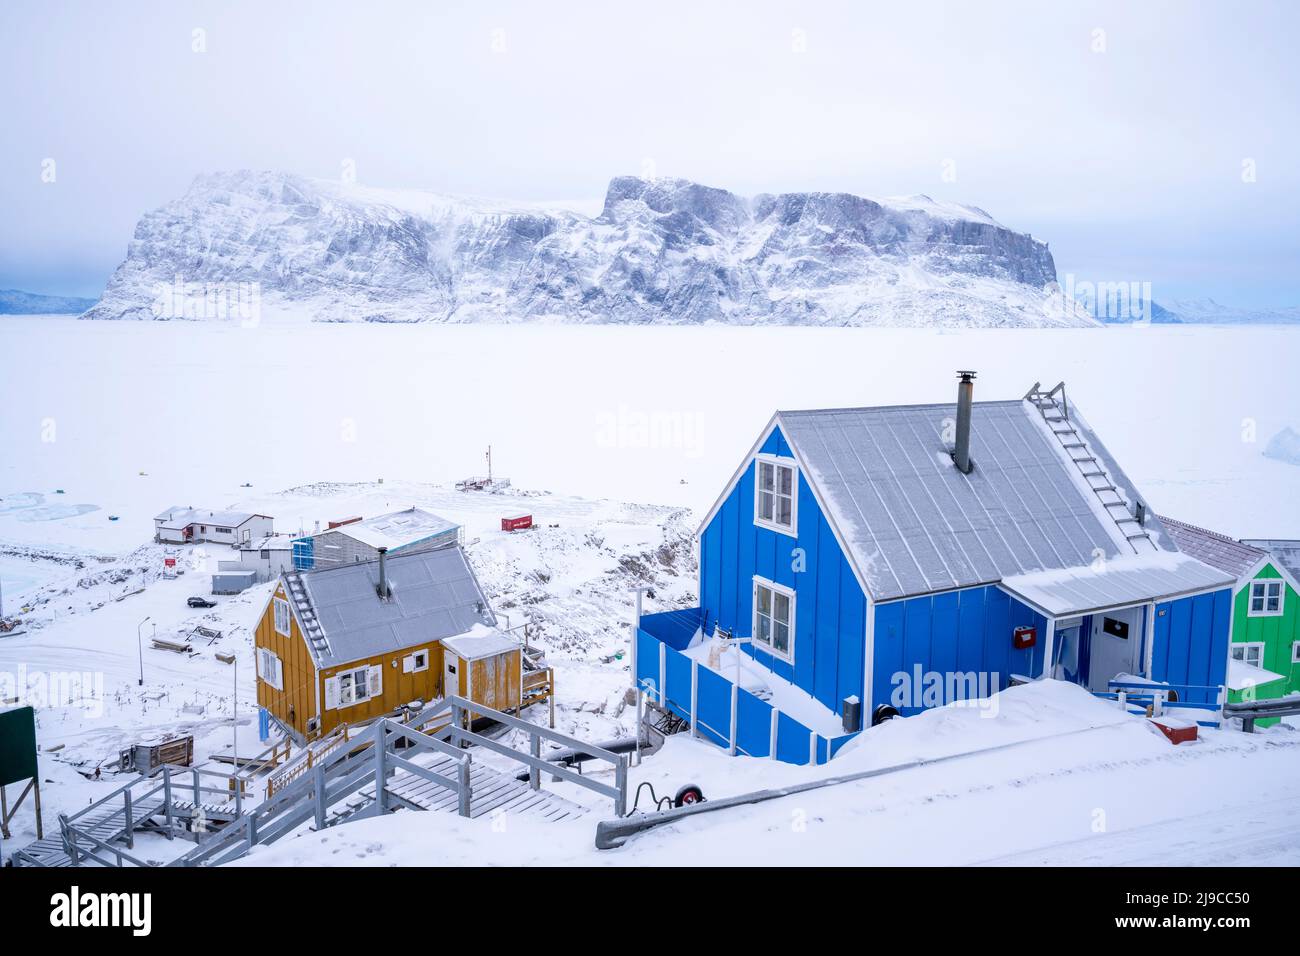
[252,545,525,743]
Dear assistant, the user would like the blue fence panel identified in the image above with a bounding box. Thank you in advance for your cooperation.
[775,711,814,766]
[734,688,773,758]
[663,646,693,721]
[825,734,854,759]
[695,665,733,748]
[635,629,661,696]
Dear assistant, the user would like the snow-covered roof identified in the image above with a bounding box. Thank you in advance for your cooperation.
[1158,516,1268,580]
[240,534,295,552]
[771,397,1179,602]
[441,627,519,661]
[1240,539,1300,584]
[155,506,269,529]
[295,545,494,668]
[997,552,1234,618]
[323,507,459,551]
[1226,658,1288,692]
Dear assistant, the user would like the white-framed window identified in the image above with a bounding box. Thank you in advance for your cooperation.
[256,647,283,691]
[403,650,429,673]
[753,576,795,664]
[1248,579,1284,617]
[326,665,382,710]
[754,454,798,536]
[273,597,291,636]
[1230,643,1265,668]
[1292,641,1300,665]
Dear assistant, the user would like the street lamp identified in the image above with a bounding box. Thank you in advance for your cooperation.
[221,654,238,771]
[136,616,151,686]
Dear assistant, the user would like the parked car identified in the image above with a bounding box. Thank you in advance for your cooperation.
[187,596,217,608]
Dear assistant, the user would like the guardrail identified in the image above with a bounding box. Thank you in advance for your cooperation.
[635,627,853,764]
[51,763,248,866]
[1094,680,1225,727]
[416,695,628,816]
[1223,695,1300,733]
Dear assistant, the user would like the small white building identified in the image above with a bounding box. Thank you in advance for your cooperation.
[238,534,297,581]
[154,507,274,546]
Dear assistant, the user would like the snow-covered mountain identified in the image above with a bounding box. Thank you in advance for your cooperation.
[0,289,97,314]
[83,170,1095,327]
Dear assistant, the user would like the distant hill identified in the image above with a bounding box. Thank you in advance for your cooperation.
[1087,293,1300,325]
[0,289,97,314]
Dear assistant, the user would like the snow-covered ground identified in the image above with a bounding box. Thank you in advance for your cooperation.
[1,316,1298,865]
[234,681,1300,866]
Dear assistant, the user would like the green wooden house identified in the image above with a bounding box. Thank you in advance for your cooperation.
[1161,517,1300,726]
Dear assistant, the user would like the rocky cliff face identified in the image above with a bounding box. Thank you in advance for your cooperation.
[83,170,1093,327]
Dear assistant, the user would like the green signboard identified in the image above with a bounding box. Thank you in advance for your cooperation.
[0,706,38,786]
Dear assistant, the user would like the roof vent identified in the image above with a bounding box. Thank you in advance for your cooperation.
[953,371,976,474]
[377,546,391,601]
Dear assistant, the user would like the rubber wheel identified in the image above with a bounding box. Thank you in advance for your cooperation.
[674,784,705,807]
[872,704,901,726]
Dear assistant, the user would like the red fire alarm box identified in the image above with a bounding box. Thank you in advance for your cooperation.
[1012,625,1037,649]
[501,514,533,532]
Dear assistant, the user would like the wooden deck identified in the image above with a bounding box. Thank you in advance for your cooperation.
[11,796,167,867]
[361,752,588,822]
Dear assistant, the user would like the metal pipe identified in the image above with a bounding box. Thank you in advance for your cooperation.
[376,547,389,600]
[954,370,976,474]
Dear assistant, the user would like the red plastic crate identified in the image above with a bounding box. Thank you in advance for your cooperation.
[1149,716,1198,745]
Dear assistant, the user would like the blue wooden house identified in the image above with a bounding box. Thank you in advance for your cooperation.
[633,376,1236,764]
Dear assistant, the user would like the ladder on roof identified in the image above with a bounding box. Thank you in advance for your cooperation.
[284,570,330,657]
[1024,382,1156,554]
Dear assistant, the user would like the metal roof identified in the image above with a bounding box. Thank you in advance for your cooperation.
[240,534,295,552]
[777,399,1178,602]
[997,552,1234,618]
[296,545,496,668]
[155,506,268,529]
[1240,539,1300,583]
[1158,516,1268,580]
[325,507,460,551]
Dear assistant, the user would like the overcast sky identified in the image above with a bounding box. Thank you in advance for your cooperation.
[2,0,1297,306]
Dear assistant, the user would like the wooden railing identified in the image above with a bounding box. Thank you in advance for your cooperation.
[266,724,352,798]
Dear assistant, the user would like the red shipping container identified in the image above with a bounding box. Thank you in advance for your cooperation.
[501,514,533,532]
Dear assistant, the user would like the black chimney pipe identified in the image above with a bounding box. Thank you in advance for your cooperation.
[954,371,976,474]
[377,546,390,600]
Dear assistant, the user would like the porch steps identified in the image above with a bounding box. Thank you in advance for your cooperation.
[1025,382,1157,554]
